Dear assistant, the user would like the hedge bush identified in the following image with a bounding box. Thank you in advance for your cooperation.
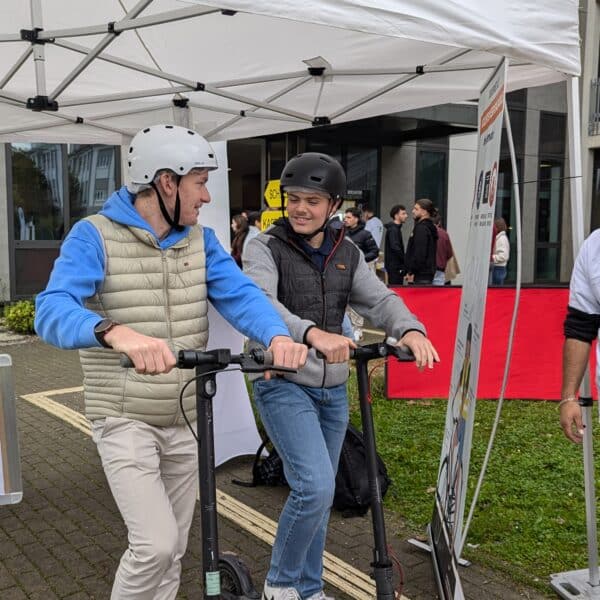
[3,299,35,334]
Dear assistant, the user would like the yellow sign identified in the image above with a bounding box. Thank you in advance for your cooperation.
[261,209,286,230]
[264,179,286,208]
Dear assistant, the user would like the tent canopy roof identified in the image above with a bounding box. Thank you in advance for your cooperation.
[0,0,580,143]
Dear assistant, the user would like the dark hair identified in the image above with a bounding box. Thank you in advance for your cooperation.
[246,211,262,227]
[345,206,362,219]
[415,198,438,218]
[494,217,507,232]
[389,204,406,219]
[230,214,249,267]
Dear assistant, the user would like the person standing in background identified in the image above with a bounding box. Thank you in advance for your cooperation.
[242,210,262,263]
[343,207,379,263]
[363,205,384,249]
[384,204,408,285]
[491,218,510,285]
[433,215,454,286]
[230,213,249,268]
[405,198,438,284]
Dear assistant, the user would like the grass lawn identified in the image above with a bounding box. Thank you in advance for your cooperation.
[346,366,591,592]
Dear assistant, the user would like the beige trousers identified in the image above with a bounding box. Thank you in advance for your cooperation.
[92,417,198,600]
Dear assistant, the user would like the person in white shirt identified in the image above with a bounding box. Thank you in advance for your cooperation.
[491,218,510,285]
[560,228,600,443]
[363,206,384,249]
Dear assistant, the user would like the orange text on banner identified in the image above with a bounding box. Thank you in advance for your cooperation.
[480,86,505,134]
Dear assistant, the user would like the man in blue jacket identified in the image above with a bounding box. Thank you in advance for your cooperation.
[35,124,307,600]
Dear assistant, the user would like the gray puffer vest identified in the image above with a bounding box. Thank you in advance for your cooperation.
[78,214,209,426]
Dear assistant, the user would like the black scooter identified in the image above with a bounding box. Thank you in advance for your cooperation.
[122,347,295,600]
[123,341,411,599]
[349,341,414,600]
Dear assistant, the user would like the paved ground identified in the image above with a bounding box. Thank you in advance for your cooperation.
[0,334,552,599]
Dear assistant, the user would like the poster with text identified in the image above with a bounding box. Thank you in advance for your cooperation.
[430,58,506,600]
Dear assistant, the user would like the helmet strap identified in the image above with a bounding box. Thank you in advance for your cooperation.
[150,176,184,232]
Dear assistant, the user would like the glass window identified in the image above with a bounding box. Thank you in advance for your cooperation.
[539,113,566,156]
[500,108,525,157]
[537,162,562,243]
[11,143,65,241]
[535,247,560,282]
[415,150,447,223]
[495,158,522,284]
[68,144,118,225]
[535,160,563,282]
[267,138,286,180]
[346,146,378,209]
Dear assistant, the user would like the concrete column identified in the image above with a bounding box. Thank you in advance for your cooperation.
[521,97,542,283]
[447,132,478,286]
[380,142,416,246]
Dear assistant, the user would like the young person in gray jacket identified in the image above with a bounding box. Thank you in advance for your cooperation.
[243,152,439,600]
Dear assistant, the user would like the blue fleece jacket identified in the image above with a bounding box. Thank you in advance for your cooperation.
[35,186,290,349]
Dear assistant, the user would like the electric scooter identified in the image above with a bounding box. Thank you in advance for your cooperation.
[122,347,296,600]
[350,341,414,600]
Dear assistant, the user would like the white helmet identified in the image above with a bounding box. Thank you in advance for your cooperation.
[127,124,218,193]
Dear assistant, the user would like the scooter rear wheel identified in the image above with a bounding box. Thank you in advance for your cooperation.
[218,552,260,599]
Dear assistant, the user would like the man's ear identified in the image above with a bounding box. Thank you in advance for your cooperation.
[157,171,177,196]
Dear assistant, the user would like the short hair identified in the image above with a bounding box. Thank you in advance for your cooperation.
[389,204,406,219]
[246,211,261,226]
[495,217,508,232]
[345,206,362,219]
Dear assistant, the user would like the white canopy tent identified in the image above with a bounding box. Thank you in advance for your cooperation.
[0,2,589,596]
[0,1,580,144]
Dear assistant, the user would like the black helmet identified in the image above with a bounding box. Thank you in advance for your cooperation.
[280,152,346,200]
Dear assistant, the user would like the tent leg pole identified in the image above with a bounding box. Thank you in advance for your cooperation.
[550,75,600,600]
[30,0,48,97]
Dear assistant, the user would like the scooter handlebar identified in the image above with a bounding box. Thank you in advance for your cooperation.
[316,342,415,362]
[119,348,295,373]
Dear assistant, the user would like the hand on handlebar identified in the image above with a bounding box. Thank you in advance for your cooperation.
[397,330,439,370]
[265,336,308,380]
[305,328,356,364]
[105,325,176,375]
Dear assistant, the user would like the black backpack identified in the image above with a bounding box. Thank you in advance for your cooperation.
[233,424,391,517]
[334,424,391,517]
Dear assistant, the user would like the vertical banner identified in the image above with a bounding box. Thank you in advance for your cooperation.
[429,59,506,599]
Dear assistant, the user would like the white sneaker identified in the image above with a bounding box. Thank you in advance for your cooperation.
[262,581,301,600]
[305,592,335,600]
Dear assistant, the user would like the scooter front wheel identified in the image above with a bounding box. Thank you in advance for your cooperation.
[218,552,260,599]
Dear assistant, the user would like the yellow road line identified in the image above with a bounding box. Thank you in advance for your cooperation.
[21,387,410,600]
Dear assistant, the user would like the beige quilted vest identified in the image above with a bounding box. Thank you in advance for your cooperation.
[79,214,209,425]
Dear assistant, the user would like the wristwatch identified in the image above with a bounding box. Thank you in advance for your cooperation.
[94,318,120,348]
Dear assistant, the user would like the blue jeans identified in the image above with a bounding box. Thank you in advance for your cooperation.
[253,379,349,598]
[491,265,507,285]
